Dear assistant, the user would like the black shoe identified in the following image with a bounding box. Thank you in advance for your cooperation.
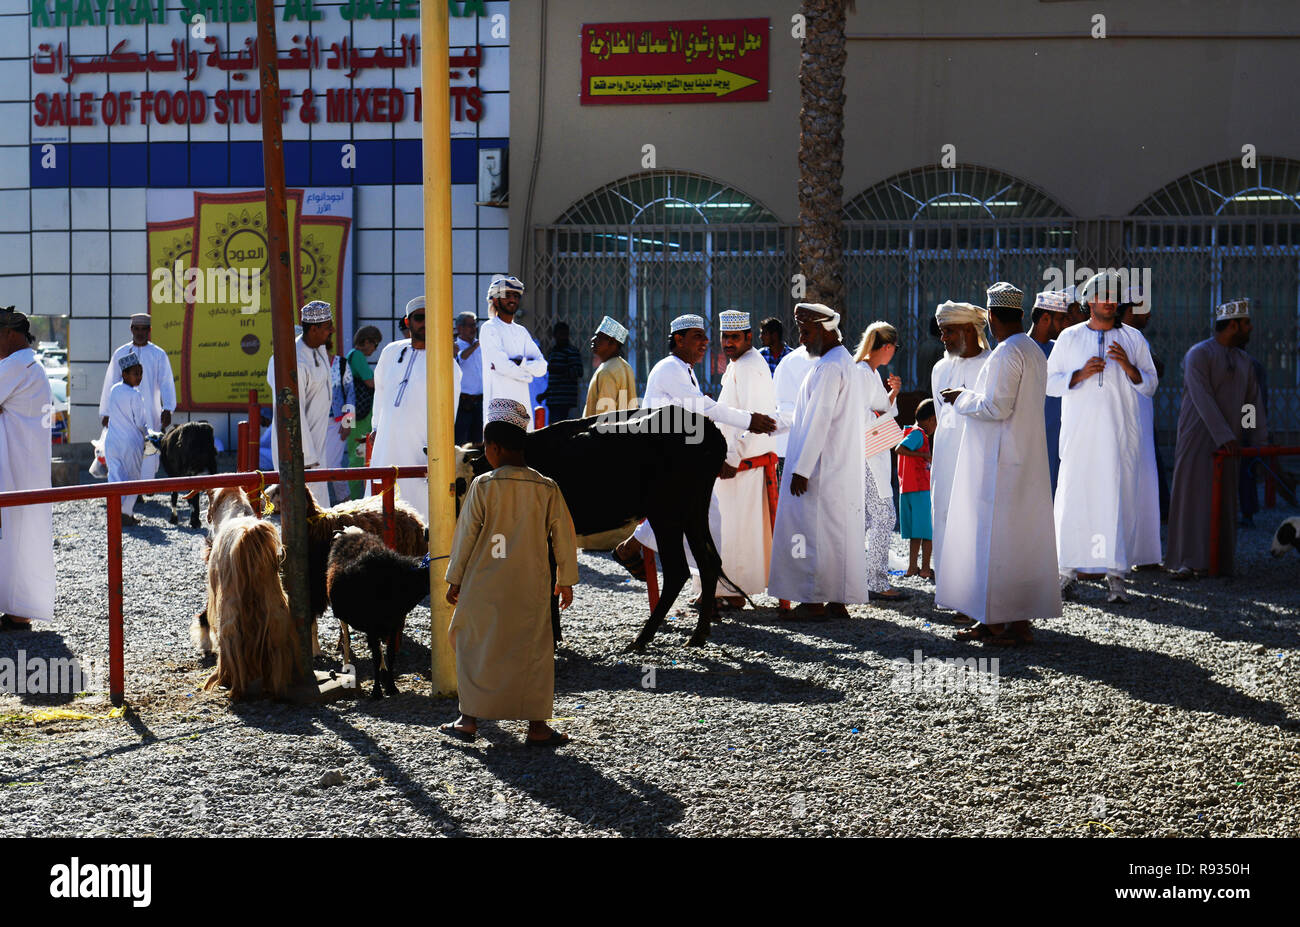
[868,590,910,603]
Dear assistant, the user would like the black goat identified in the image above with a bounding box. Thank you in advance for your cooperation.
[159,421,218,527]
[326,526,431,698]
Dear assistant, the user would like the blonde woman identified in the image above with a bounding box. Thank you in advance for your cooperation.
[855,322,909,602]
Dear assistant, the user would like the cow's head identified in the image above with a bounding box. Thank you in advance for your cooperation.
[455,445,484,515]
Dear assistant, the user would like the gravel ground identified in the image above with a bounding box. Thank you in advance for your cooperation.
[2,469,1298,837]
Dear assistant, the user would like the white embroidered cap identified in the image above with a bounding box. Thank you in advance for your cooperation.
[485,397,530,430]
[718,310,751,331]
[670,314,706,334]
[1215,298,1251,322]
[595,315,628,344]
[300,300,332,324]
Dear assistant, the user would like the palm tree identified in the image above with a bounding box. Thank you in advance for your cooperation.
[797,0,852,309]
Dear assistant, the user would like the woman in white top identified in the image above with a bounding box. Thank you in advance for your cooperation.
[855,322,908,601]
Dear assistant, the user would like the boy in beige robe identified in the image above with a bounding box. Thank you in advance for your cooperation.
[442,398,579,746]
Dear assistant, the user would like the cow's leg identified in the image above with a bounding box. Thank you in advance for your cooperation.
[190,492,201,529]
[170,490,179,525]
[684,513,721,647]
[382,629,400,697]
[630,528,689,651]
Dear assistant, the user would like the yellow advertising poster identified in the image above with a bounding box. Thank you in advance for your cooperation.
[298,213,351,338]
[145,188,354,412]
[145,217,193,405]
[188,189,304,411]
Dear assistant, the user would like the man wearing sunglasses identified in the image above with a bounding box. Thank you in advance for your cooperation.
[369,296,461,523]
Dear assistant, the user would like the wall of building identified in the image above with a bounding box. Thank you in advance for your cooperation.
[509,0,1300,256]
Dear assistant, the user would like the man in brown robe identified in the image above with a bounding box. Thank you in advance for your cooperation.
[1166,299,1268,579]
[442,398,579,746]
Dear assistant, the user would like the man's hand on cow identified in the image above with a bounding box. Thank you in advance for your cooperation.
[940,388,963,404]
[718,462,739,480]
[749,412,777,434]
[446,583,460,606]
[791,474,809,496]
[555,584,573,610]
[101,416,109,427]
[160,410,172,429]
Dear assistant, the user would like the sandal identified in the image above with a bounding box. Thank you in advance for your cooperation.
[782,603,829,623]
[955,623,997,642]
[611,545,647,581]
[439,723,476,742]
[526,730,570,748]
[0,616,32,632]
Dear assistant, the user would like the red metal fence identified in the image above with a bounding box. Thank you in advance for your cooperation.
[1209,446,1299,576]
[0,465,428,706]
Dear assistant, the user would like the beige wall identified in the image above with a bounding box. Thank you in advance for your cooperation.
[510,0,1300,264]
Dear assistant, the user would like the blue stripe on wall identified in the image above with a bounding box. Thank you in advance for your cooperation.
[29,139,507,188]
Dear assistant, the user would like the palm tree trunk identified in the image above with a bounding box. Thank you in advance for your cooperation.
[797,0,849,310]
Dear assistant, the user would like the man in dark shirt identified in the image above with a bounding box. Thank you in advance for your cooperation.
[757,317,792,374]
[539,322,583,424]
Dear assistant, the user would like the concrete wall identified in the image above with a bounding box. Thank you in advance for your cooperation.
[510,0,1300,264]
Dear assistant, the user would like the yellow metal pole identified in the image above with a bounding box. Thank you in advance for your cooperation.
[422,0,458,697]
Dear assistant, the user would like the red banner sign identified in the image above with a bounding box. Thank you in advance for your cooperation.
[580,18,769,105]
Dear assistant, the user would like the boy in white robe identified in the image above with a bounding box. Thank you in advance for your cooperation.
[442,399,579,747]
[768,303,868,619]
[105,353,151,526]
[939,285,1061,644]
[99,312,175,482]
[0,308,56,628]
[1047,272,1159,603]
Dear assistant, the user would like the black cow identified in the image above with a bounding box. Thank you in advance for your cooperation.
[159,421,218,527]
[468,405,735,649]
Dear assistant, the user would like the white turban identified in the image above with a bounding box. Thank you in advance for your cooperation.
[934,300,990,351]
[793,302,840,332]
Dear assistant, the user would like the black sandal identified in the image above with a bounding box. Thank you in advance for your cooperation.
[526,730,570,748]
[0,616,32,632]
[439,723,476,742]
[955,623,996,642]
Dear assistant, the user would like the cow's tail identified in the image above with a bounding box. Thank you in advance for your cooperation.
[703,532,758,610]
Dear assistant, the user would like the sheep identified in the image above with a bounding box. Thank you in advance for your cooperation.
[159,421,219,528]
[263,482,427,665]
[1272,517,1300,557]
[326,526,431,698]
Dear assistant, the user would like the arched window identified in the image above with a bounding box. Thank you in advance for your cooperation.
[842,166,1073,385]
[536,171,784,394]
[1127,158,1300,440]
[844,165,1068,221]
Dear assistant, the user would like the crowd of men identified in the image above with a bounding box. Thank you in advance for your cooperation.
[0,264,1274,643]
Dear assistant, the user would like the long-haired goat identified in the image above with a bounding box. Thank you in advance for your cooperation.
[203,515,298,700]
[192,486,258,654]
[326,526,431,698]
[264,483,426,665]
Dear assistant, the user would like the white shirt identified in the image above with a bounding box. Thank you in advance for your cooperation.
[930,348,991,575]
[772,345,815,458]
[1047,321,1160,571]
[0,347,56,620]
[642,354,752,431]
[767,345,869,605]
[268,336,333,507]
[99,341,176,430]
[938,334,1061,623]
[480,316,546,430]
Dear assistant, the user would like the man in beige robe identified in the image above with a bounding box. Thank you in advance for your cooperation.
[443,398,579,746]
